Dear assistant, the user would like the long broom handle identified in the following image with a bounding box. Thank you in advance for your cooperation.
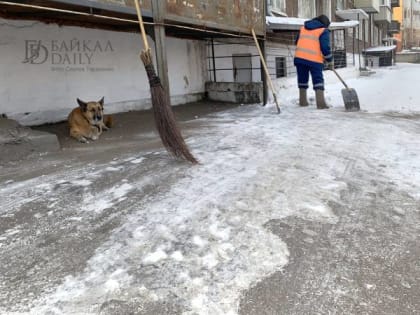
[134,0,149,50]
[251,28,280,114]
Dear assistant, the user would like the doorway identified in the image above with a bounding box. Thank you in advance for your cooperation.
[232,53,252,82]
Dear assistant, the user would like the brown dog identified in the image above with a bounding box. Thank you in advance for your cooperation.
[68,97,113,142]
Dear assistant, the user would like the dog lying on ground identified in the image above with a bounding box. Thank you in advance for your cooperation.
[68,97,113,142]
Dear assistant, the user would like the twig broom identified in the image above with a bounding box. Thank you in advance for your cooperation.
[134,0,198,164]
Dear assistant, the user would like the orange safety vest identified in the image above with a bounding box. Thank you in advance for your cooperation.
[295,26,325,64]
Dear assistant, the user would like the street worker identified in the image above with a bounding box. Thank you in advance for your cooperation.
[294,14,333,109]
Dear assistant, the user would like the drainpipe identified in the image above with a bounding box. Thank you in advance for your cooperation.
[151,0,170,96]
[411,0,414,47]
[369,13,373,46]
[358,12,361,69]
[211,38,217,82]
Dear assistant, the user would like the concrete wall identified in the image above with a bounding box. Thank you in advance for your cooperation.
[210,42,261,83]
[364,55,381,67]
[266,42,296,79]
[396,52,420,63]
[205,82,263,103]
[0,19,207,126]
[210,41,295,82]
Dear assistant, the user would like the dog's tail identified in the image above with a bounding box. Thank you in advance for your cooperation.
[104,115,114,128]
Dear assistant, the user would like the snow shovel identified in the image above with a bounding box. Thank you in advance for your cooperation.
[331,68,360,112]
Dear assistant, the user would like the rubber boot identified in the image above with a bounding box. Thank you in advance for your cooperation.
[315,89,329,109]
[299,88,308,106]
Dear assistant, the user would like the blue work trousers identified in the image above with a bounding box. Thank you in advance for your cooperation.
[295,63,325,91]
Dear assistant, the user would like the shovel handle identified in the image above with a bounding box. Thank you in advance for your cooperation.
[251,28,281,114]
[331,68,349,89]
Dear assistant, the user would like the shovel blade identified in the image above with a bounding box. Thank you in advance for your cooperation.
[341,88,360,111]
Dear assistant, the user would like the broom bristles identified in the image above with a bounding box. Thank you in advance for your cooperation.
[141,49,198,164]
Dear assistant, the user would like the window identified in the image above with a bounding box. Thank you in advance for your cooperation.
[275,57,287,78]
[270,0,286,12]
[317,0,332,16]
[268,0,286,16]
[298,0,316,19]
[336,0,345,10]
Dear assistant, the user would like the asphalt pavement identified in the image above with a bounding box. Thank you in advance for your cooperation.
[1,101,419,315]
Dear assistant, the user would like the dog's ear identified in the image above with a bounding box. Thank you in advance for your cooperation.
[77,98,88,111]
[98,97,104,108]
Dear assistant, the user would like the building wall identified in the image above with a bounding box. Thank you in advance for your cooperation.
[316,0,333,17]
[394,0,404,50]
[403,0,420,48]
[266,43,296,79]
[285,0,299,17]
[0,18,207,126]
[210,42,262,83]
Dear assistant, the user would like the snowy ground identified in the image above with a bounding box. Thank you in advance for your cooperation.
[1,63,420,315]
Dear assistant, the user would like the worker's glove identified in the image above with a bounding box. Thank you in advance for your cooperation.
[326,61,334,70]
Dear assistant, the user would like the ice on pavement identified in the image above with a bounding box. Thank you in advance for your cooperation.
[1,63,420,314]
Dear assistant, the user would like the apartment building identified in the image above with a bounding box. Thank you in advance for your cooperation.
[0,0,266,125]
[390,0,403,51]
[402,0,420,48]
[264,0,400,78]
[0,1,402,124]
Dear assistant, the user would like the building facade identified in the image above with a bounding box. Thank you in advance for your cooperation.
[0,19,208,125]
[0,0,265,125]
[402,0,420,48]
[264,0,401,77]
[0,1,402,125]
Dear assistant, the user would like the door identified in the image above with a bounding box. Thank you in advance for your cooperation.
[232,54,252,82]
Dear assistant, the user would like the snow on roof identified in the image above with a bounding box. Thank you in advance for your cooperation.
[382,37,401,42]
[330,20,359,29]
[363,45,397,53]
[335,9,369,20]
[266,16,359,31]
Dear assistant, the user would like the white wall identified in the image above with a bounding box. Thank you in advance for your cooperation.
[266,42,296,79]
[211,41,261,83]
[0,19,207,125]
[209,40,297,83]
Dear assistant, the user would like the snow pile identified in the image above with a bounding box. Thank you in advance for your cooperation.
[273,62,420,114]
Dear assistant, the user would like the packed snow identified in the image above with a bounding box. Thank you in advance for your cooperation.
[1,63,420,314]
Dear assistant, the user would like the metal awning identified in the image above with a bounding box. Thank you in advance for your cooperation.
[0,0,265,38]
[363,45,397,53]
[335,9,369,20]
[0,0,150,32]
[382,37,401,42]
[266,16,359,31]
[27,0,150,16]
